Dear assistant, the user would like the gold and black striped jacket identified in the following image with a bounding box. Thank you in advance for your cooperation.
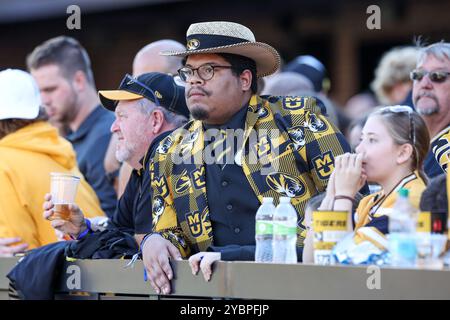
[149,94,350,258]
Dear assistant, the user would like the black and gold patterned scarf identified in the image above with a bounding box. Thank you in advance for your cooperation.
[150,94,349,257]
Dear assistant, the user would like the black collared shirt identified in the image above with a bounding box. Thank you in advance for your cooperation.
[66,106,116,218]
[109,130,173,234]
[204,106,261,260]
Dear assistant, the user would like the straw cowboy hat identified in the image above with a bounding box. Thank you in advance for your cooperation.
[161,21,281,77]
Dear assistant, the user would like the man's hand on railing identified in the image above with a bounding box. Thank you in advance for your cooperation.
[141,234,182,295]
[188,252,221,282]
[42,193,87,239]
[0,237,28,257]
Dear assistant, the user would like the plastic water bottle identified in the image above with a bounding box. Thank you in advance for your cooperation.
[388,188,418,267]
[272,197,298,263]
[255,197,276,262]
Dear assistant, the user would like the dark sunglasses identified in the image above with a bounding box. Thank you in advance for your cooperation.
[410,69,450,83]
[119,74,160,106]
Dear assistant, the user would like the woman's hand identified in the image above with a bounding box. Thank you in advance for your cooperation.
[333,153,364,198]
[188,252,221,282]
[319,170,337,210]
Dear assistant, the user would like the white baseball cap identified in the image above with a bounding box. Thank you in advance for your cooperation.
[0,69,41,120]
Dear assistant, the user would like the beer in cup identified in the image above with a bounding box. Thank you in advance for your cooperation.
[49,172,80,221]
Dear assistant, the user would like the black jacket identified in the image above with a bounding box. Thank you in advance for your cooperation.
[7,229,138,300]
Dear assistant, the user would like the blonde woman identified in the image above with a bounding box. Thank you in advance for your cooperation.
[371,46,419,105]
[304,105,430,262]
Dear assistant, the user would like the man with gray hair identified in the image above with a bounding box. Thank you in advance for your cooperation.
[412,42,450,177]
[105,39,186,197]
[43,72,189,245]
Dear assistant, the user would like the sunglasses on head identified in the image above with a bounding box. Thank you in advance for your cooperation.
[379,105,416,144]
[378,105,420,169]
[119,74,160,106]
[410,69,450,83]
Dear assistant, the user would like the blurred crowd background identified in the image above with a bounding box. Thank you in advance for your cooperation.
[1,0,449,107]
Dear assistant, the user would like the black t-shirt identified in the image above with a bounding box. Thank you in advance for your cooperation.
[108,130,173,234]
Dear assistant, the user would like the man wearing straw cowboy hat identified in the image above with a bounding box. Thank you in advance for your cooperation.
[141,21,351,294]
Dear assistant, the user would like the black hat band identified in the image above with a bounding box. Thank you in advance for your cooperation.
[186,34,249,51]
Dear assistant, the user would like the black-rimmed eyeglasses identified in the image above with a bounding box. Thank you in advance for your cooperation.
[177,64,233,82]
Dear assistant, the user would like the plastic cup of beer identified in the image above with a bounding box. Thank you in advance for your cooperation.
[49,172,80,221]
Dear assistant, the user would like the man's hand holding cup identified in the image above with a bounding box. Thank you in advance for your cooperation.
[43,173,87,239]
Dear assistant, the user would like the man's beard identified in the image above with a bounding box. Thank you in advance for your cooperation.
[54,88,79,125]
[417,105,439,116]
[415,92,440,116]
[191,106,209,120]
[115,143,136,163]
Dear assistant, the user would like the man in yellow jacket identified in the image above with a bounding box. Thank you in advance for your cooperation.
[0,69,104,254]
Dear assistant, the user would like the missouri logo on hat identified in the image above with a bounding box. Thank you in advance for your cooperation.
[187,39,200,51]
[161,21,281,78]
[98,72,189,118]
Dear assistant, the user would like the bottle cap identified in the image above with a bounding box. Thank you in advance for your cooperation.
[398,188,409,197]
[262,197,273,203]
[280,197,291,203]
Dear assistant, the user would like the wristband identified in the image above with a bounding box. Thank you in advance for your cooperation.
[140,233,153,249]
[139,233,153,282]
[70,219,92,240]
[334,195,355,205]
[140,232,164,249]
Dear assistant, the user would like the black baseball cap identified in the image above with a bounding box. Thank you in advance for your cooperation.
[98,72,189,118]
